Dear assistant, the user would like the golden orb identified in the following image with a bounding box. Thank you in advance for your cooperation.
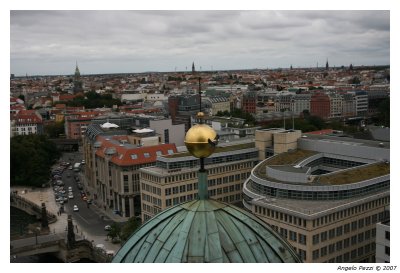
[185,123,218,158]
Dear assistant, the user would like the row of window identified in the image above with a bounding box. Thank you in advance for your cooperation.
[208,184,242,197]
[160,153,257,171]
[208,173,250,187]
[142,193,161,207]
[142,203,162,215]
[249,179,389,201]
[254,206,307,228]
[272,226,307,245]
[305,157,365,169]
[313,214,386,245]
[165,194,197,207]
[141,182,161,196]
[317,243,376,262]
[312,198,389,228]
[165,183,198,196]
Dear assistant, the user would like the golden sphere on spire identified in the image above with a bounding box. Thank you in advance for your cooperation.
[184,122,218,158]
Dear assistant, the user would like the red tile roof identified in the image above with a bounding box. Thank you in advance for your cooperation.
[95,135,177,166]
[13,110,43,124]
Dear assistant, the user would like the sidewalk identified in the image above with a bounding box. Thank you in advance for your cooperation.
[11,186,122,253]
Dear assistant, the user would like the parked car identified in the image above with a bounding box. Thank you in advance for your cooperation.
[73,205,79,212]
[104,225,111,231]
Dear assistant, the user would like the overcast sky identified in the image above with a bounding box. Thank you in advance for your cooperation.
[10,10,390,76]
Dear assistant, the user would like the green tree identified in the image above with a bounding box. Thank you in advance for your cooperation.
[11,135,60,187]
[107,223,122,243]
[120,217,141,242]
[44,121,65,138]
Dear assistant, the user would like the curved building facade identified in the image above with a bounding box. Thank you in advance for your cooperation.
[244,131,390,263]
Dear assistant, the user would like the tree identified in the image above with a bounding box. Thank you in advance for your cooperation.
[11,135,60,187]
[44,121,65,138]
[107,223,122,243]
[120,217,141,242]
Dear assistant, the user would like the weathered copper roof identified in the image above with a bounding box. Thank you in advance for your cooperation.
[113,199,301,263]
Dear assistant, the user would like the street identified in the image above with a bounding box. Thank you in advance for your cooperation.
[58,152,114,236]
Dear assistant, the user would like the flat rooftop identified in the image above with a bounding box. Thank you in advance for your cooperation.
[164,142,255,158]
[302,133,390,149]
[252,190,389,217]
[254,149,389,186]
[317,162,390,185]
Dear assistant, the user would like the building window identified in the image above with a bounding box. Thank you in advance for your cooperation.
[336,226,343,237]
[336,241,343,251]
[144,153,150,158]
[385,246,390,255]
[321,246,327,257]
[344,223,350,233]
[131,154,138,159]
[312,234,319,245]
[329,228,335,239]
[320,231,327,242]
[344,238,350,248]
[289,231,297,242]
[328,244,335,254]
[299,234,307,245]
[312,250,319,260]
[299,249,307,260]
[385,231,390,241]
[164,129,169,144]
[351,221,357,231]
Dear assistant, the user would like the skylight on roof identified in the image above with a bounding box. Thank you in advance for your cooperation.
[131,154,138,159]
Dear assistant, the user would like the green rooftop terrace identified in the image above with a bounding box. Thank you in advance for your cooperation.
[164,142,255,158]
[317,162,390,185]
[254,149,317,178]
[265,149,317,165]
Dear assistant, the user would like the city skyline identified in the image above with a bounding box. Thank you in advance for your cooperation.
[10,10,390,76]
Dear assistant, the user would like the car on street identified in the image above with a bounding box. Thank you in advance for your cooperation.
[68,193,74,199]
[73,205,79,212]
[104,225,111,231]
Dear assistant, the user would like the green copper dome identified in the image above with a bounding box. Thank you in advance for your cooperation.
[112,199,301,263]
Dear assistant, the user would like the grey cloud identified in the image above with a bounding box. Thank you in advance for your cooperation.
[10,10,390,75]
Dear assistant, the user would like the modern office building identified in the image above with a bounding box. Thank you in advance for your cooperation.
[243,130,390,263]
[139,140,259,222]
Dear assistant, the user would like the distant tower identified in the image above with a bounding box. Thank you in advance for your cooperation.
[73,62,83,94]
[290,64,293,70]
[326,59,329,70]
[192,62,196,74]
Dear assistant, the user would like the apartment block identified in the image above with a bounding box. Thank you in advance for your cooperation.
[83,124,177,218]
